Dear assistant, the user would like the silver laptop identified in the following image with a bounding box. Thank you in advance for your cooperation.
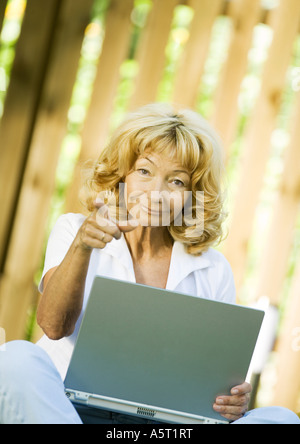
[64,277,264,424]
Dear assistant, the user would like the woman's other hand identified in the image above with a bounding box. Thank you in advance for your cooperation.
[213,382,252,422]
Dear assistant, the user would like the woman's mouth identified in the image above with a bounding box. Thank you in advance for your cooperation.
[141,205,168,216]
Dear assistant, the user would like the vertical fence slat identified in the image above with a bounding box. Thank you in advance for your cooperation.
[211,0,261,156]
[223,0,300,292]
[66,0,135,214]
[0,0,60,271]
[173,0,223,108]
[0,0,7,32]
[0,0,94,341]
[129,0,179,110]
[272,259,300,410]
[255,91,300,306]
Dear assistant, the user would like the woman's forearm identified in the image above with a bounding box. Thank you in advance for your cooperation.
[37,240,92,340]
[37,204,127,341]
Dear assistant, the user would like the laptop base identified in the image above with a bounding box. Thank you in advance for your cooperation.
[65,390,229,425]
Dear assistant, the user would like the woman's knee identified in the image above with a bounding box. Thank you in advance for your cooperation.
[0,341,80,424]
[234,407,300,424]
[255,407,300,424]
[0,341,54,387]
[271,407,300,424]
[1,340,38,356]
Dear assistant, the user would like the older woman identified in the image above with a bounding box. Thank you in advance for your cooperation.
[0,104,299,425]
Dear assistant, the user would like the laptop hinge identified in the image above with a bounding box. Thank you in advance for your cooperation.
[66,390,89,403]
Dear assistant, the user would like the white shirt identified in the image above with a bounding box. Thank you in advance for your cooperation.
[37,213,236,380]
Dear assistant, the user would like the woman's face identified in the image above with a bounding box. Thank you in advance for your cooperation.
[124,151,192,227]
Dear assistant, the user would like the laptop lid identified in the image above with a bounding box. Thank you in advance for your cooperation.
[65,277,264,423]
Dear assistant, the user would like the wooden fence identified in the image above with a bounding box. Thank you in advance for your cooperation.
[0,0,300,412]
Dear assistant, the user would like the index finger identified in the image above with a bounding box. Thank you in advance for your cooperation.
[93,201,122,240]
[95,215,122,240]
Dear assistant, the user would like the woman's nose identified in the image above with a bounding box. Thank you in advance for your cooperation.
[152,177,167,194]
[146,178,166,201]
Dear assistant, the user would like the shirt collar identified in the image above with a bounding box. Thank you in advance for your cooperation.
[103,235,212,290]
[166,241,212,290]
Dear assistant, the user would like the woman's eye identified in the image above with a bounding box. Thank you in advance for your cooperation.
[138,169,150,175]
[173,179,185,187]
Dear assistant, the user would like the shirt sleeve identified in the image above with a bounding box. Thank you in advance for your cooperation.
[38,213,85,293]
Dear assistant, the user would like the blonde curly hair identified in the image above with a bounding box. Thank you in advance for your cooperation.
[81,103,227,256]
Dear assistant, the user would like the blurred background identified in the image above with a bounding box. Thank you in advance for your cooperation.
[0,0,299,415]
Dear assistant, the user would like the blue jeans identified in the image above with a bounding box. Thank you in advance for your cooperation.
[0,341,299,425]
